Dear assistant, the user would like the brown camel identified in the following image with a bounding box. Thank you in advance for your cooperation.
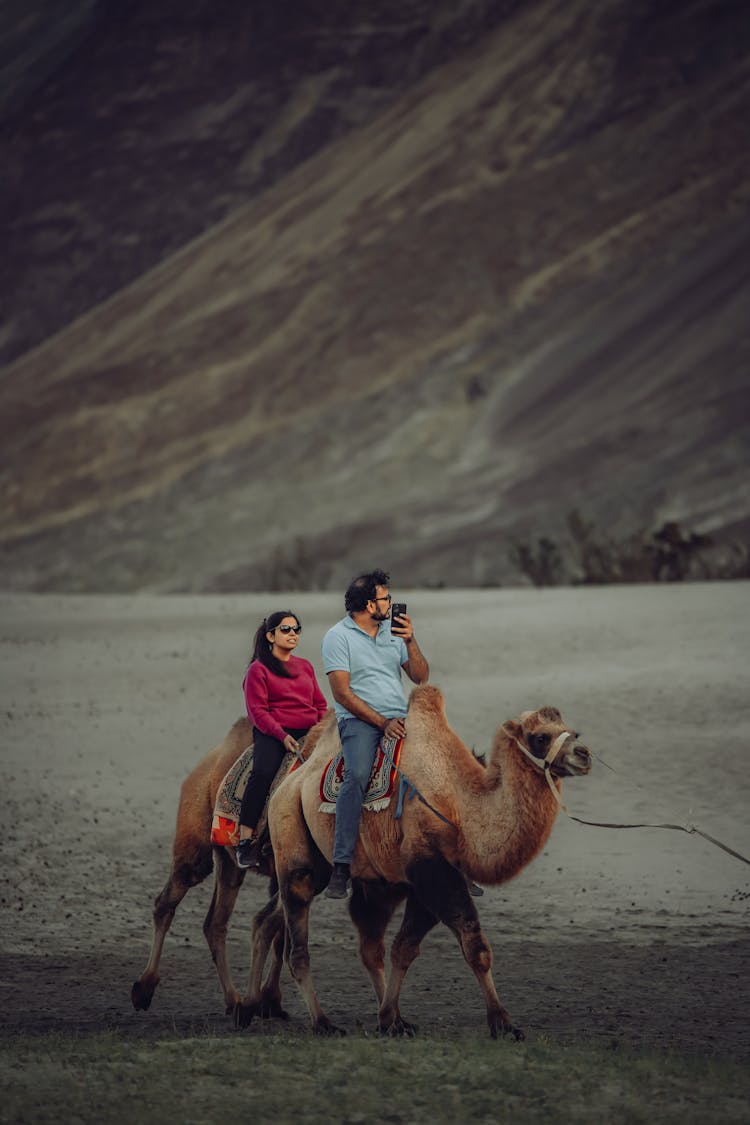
[130,716,324,1019]
[264,685,592,1039]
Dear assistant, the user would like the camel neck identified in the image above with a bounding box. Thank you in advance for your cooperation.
[455,742,560,884]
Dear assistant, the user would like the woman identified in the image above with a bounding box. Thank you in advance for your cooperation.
[236,610,328,868]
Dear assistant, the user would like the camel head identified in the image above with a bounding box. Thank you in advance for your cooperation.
[505,707,591,779]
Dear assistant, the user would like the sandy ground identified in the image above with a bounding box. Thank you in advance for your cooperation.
[1,584,748,1059]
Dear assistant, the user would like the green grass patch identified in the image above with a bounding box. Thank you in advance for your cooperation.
[0,1029,746,1124]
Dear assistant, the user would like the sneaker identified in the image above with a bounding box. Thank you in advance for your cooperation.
[325,863,351,899]
[236,837,261,869]
[469,882,484,897]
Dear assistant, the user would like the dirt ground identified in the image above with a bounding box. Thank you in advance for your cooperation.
[1,585,748,1059]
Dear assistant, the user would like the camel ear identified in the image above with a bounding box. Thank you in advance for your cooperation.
[537,706,562,723]
[502,719,523,740]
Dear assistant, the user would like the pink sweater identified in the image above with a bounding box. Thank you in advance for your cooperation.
[243,656,328,743]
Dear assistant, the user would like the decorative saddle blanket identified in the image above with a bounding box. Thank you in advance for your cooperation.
[210,741,302,847]
[319,735,403,815]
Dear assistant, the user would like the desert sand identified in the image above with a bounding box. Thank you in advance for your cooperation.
[1,583,748,1057]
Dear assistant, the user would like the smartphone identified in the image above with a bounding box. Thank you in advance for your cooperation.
[391,603,407,631]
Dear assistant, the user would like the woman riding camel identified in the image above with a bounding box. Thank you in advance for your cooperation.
[236,611,328,869]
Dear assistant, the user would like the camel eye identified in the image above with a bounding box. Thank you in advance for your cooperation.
[530,732,550,755]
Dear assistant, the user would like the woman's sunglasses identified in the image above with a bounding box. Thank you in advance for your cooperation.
[276,624,302,634]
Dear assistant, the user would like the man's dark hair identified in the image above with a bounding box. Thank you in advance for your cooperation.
[345,569,390,613]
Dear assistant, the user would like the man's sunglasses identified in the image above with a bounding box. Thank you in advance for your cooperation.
[276,624,302,634]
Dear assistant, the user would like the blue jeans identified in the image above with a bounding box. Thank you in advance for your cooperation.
[333,717,382,865]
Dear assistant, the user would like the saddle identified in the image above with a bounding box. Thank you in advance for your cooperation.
[319,735,403,814]
[210,743,300,847]
[210,733,404,849]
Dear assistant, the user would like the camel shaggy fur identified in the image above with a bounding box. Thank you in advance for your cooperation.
[265,685,592,1038]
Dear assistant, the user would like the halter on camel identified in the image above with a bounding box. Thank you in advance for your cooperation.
[390,728,575,830]
[510,730,574,809]
[512,730,750,867]
[388,724,749,866]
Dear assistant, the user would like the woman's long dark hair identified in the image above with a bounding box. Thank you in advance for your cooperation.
[250,610,301,678]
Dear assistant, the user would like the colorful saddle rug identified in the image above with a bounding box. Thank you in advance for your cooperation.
[210,741,302,847]
[319,735,403,815]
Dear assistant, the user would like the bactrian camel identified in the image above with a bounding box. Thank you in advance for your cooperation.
[263,685,591,1039]
[130,716,314,1019]
[132,689,590,1038]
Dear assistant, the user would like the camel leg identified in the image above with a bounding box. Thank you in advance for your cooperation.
[277,843,344,1035]
[408,854,524,1040]
[260,919,288,1018]
[255,870,287,1019]
[234,894,288,1028]
[349,879,407,1010]
[203,846,247,1014]
[131,845,214,1011]
[283,864,345,1034]
[377,891,439,1036]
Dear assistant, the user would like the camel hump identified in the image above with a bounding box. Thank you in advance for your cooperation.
[407,683,446,716]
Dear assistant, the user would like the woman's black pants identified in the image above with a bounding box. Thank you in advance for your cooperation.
[239,726,308,830]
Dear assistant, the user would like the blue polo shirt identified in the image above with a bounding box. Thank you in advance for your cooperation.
[322,615,409,722]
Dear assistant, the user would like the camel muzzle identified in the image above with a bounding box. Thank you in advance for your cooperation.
[545,733,592,778]
[513,729,592,778]
[557,743,592,776]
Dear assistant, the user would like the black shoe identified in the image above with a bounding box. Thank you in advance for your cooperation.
[236,838,261,869]
[469,882,484,897]
[325,863,351,899]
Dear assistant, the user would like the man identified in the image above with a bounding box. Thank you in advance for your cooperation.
[321,568,429,899]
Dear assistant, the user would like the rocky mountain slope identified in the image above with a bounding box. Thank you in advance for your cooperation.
[0,0,521,365]
[1,0,748,591]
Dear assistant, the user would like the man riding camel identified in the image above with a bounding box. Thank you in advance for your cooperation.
[321,568,429,899]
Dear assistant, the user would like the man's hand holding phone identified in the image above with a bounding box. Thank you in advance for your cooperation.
[390,602,408,636]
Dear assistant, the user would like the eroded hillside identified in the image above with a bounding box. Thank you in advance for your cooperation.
[1,0,748,590]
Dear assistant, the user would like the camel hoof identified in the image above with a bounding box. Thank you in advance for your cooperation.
[313,1016,346,1036]
[131,979,156,1011]
[259,993,289,1020]
[233,1001,260,1030]
[488,1005,524,1040]
[490,1021,524,1041]
[378,1018,417,1038]
[224,991,242,1016]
